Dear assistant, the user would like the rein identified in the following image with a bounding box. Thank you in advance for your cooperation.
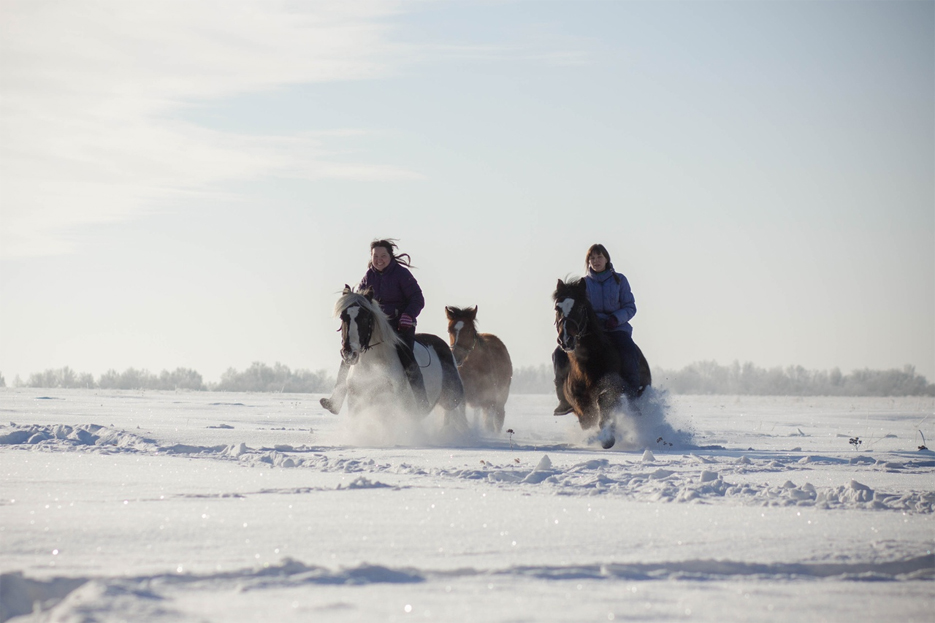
[558,310,589,339]
[454,334,478,361]
[360,339,384,353]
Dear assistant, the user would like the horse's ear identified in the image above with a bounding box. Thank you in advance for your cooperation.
[469,306,478,319]
[360,287,374,301]
[343,284,352,294]
[445,306,456,319]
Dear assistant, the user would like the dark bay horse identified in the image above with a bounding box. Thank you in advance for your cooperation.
[445,306,513,433]
[334,287,466,428]
[553,278,652,448]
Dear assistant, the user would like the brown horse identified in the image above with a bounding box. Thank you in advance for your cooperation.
[445,306,513,433]
[553,278,652,448]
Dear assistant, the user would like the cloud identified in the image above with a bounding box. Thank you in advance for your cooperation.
[0,0,420,258]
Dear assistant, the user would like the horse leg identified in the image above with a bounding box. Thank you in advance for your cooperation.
[437,353,465,412]
[481,405,502,434]
[576,402,599,430]
[429,341,467,431]
[635,343,652,397]
[594,376,625,449]
[597,380,621,425]
[574,384,614,446]
[490,404,506,434]
[443,401,469,433]
[552,347,574,416]
[320,361,350,415]
[345,382,361,417]
[470,406,481,428]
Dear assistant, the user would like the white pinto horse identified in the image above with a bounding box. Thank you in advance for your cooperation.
[334,286,467,427]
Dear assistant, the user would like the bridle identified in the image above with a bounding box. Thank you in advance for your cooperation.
[451,333,477,366]
[340,304,381,363]
[555,299,589,350]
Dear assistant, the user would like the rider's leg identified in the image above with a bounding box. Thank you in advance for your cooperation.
[552,347,574,415]
[398,328,430,414]
[320,360,350,415]
[609,331,642,399]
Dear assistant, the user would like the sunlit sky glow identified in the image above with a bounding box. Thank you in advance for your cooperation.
[1,0,932,383]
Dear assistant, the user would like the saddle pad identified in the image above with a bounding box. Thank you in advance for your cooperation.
[413,342,433,368]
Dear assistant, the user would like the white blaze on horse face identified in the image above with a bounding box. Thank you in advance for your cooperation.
[347,306,361,351]
[557,298,575,318]
[452,320,464,346]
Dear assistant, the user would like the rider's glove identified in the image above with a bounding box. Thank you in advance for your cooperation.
[398,313,414,331]
[604,316,619,330]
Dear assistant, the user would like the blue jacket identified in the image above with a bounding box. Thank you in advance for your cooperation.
[358,259,425,324]
[585,264,636,335]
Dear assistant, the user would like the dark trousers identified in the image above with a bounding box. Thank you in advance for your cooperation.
[396,327,429,411]
[398,326,416,352]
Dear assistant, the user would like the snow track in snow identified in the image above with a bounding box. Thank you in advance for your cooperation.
[2,422,933,513]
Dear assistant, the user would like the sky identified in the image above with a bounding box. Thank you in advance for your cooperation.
[1,0,933,385]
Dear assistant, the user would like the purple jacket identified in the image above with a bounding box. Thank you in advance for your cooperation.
[358,259,425,325]
[585,264,636,335]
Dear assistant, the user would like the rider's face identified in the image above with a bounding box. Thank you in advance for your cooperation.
[588,253,608,273]
[371,247,391,272]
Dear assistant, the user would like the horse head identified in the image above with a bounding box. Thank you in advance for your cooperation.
[553,278,590,352]
[339,302,374,365]
[445,305,478,366]
[334,287,383,366]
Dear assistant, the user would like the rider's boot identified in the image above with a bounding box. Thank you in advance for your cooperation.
[320,361,349,415]
[553,384,574,416]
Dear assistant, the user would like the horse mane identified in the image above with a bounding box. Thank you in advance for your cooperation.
[334,290,403,347]
[553,277,585,302]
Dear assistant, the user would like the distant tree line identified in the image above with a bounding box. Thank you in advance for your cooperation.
[7,361,934,397]
[12,362,333,393]
[510,365,556,394]
[509,361,935,397]
[214,362,331,393]
[18,366,207,391]
[654,361,934,396]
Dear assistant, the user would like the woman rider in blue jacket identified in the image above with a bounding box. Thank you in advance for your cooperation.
[553,243,642,415]
[321,239,429,415]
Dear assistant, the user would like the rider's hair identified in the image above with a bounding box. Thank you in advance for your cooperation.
[370,239,414,268]
[584,243,611,270]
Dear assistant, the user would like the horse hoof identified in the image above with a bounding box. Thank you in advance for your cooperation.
[596,426,616,449]
[319,397,340,415]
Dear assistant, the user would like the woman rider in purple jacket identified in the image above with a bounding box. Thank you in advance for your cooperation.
[320,239,429,415]
[553,243,642,415]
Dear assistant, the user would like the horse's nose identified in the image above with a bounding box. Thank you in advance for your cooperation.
[559,332,575,352]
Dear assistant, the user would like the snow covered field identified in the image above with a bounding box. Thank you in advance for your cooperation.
[1,388,932,622]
